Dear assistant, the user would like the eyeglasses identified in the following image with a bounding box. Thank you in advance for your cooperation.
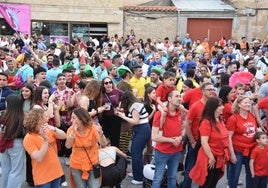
[204,88,215,92]
[104,81,113,85]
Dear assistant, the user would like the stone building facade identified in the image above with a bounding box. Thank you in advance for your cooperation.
[0,0,267,43]
[227,0,268,40]
[123,6,178,41]
[125,0,268,42]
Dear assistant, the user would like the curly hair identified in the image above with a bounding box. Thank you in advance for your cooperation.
[25,108,45,133]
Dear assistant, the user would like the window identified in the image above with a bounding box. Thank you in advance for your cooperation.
[90,23,107,39]
[72,24,90,40]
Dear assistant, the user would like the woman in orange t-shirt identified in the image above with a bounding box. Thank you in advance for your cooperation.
[226,96,257,188]
[23,108,66,187]
[65,107,107,188]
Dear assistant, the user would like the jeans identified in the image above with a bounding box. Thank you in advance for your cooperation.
[0,139,25,188]
[252,175,268,188]
[227,151,254,188]
[152,150,182,188]
[36,177,61,188]
[71,168,100,188]
[131,123,151,181]
[182,144,196,188]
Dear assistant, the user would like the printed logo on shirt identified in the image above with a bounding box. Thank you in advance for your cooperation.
[242,122,255,138]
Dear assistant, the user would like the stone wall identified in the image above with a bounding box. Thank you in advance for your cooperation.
[124,11,178,41]
[229,0,268,41]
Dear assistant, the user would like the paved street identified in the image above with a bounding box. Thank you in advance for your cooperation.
[4,156,249,188]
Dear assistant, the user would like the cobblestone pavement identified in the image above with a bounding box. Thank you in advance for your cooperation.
[12,157,249,188]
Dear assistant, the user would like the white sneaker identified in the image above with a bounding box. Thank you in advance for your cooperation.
[127,172,133,178]
[61,181,68,187]
[131,180,143,185]
[238,180,243,185]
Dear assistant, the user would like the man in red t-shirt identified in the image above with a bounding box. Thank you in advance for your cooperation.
[151,90,184,187]
[182,75,212,108]
[182,82,215,188]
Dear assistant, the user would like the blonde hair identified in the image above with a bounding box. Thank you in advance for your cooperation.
[232,95,249,113]
[25,108,45,133]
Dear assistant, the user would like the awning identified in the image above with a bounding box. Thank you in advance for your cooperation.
[171,0,235,12]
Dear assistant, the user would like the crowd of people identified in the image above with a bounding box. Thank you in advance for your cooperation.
[0,30,267,188]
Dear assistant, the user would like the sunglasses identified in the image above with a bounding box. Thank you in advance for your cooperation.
[104,81,113,85]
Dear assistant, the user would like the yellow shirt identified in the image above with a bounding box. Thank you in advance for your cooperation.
[130,76,147,98]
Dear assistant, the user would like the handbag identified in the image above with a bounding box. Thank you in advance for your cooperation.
[83,146,101,178]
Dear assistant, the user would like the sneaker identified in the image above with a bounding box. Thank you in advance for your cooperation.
[128,172,133,178]
[238,180,243,185]
[131,180,143,185]
[61,181,68,187]
[64,157,70,166]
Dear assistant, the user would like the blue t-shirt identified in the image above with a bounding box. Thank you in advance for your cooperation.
[18,64,33,82]
[46,67,62,86]
[179,60,196,73]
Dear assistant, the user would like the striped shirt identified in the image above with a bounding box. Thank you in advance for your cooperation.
[128,102,149,125]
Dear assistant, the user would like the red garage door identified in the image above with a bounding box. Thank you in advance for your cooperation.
[187,18,232,48]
